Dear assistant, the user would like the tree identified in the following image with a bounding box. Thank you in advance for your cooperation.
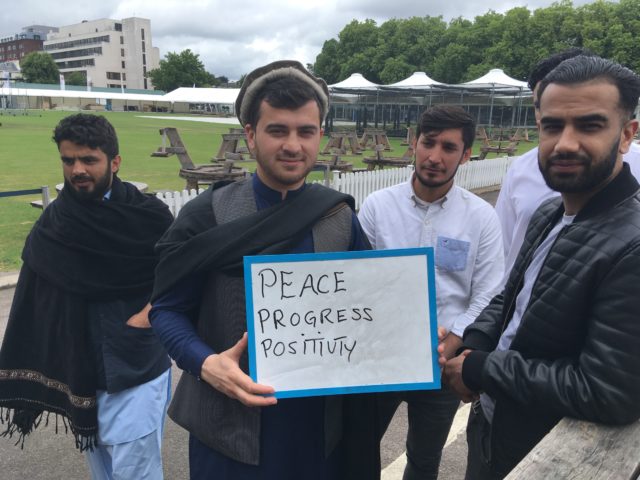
[148,49,217,91]
[65,71,87,86]
[20,52,59,84]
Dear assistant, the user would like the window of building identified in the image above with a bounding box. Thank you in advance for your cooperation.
[122,61,125,69]
[120,36,124,45]
[142,41,145,52]
[106,72,121,80]
[121,48,125,57]
[141,28,145,40]
[50,46,103,60]
[142,54,146,65]
[143,66,147,75]
[115,23,122,32]
[45,36,110,51]
[122,73,126,81]
[144,78,148,89]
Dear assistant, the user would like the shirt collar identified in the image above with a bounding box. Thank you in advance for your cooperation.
[408,177,452,209]
[252,172,306,205]
[103,189,112,201]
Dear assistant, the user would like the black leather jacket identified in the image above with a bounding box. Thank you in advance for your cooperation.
[462,163,640,474]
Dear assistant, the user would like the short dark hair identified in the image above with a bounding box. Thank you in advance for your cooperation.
[527,48,594,92]
[538,55,640,119]
[53,114,119,160]
[416,105,476,150]
[244,76,325,128]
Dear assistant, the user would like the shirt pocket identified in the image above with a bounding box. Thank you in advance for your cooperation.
[436,236,470,272]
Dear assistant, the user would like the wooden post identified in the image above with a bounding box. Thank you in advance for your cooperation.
[41,186,50,209]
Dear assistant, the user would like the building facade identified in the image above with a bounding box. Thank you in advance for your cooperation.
[44,17,160,90]
[0,25,57,64]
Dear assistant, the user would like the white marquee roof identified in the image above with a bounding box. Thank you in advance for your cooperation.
[461,68,528,90]
[386,72,442,88]
[329,73,379,89]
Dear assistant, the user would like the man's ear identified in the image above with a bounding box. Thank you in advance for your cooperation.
[460,148,472,166]
[619,118,639,155]
[111,155,122,174]
[244,124,256,152]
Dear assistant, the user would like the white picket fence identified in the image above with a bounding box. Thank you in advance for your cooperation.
[157,156,514,216]
[156,188,203,217]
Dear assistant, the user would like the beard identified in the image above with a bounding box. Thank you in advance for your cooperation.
[64,165,113,202]
[539,139,619,193]
[414,155,464,190]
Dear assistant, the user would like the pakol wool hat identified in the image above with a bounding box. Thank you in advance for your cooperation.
[235,60,329,126]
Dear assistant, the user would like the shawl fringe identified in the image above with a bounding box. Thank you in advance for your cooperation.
[0,407,97,452]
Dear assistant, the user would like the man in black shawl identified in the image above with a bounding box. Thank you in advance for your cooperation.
[0,114,173,479]
[150,60,380,479]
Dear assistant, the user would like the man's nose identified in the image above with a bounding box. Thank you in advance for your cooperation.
[282,133,302,155]
[554,127,580,154]
[71,160,87,175]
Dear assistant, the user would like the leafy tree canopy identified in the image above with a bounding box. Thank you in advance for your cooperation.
[148,49,221,91]
[65,71,87,86]
[313,0,640,85]
[20,52,59,84]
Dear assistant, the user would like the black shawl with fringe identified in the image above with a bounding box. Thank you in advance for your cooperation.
[0,176,172,450]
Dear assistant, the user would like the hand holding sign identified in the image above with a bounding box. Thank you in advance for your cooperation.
[200,333,277,407]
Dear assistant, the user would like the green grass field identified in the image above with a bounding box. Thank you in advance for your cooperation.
[0,110,535,271]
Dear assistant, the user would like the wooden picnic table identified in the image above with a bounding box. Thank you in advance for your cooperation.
[321,131,362,155]
[362,144,413,170]
[213,129,254,162]
[360,128,392,151]
[151,127,248,189]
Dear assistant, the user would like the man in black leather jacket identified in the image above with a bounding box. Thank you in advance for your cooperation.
[441,55,640,479]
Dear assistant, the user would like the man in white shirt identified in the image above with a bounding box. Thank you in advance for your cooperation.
[496,48,640,276]
[359,105,504,480]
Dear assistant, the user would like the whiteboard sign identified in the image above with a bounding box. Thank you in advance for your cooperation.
[243,248,439,398]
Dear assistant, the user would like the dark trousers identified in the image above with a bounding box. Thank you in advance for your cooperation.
[465,401,505,480]
[379,388,460,480]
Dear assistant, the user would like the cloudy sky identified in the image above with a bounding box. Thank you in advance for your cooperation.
[2,0,597,80]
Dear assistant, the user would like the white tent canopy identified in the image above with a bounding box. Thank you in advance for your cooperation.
[461,68,528,90]
[329,73,379,90]
[386,72,442,88]
[160,87,240,104]
[0,86,163,102]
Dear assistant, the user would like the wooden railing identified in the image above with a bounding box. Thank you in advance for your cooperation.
[507,418,640,479]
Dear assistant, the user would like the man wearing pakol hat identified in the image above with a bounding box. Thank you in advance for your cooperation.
[150,60,379,479]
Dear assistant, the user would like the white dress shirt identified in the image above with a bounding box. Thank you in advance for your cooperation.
[495,143,640,278]
[358,181,504,337]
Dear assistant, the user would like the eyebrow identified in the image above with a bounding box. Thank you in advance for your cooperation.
[540,113,608,124]
[60,155,100,162]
